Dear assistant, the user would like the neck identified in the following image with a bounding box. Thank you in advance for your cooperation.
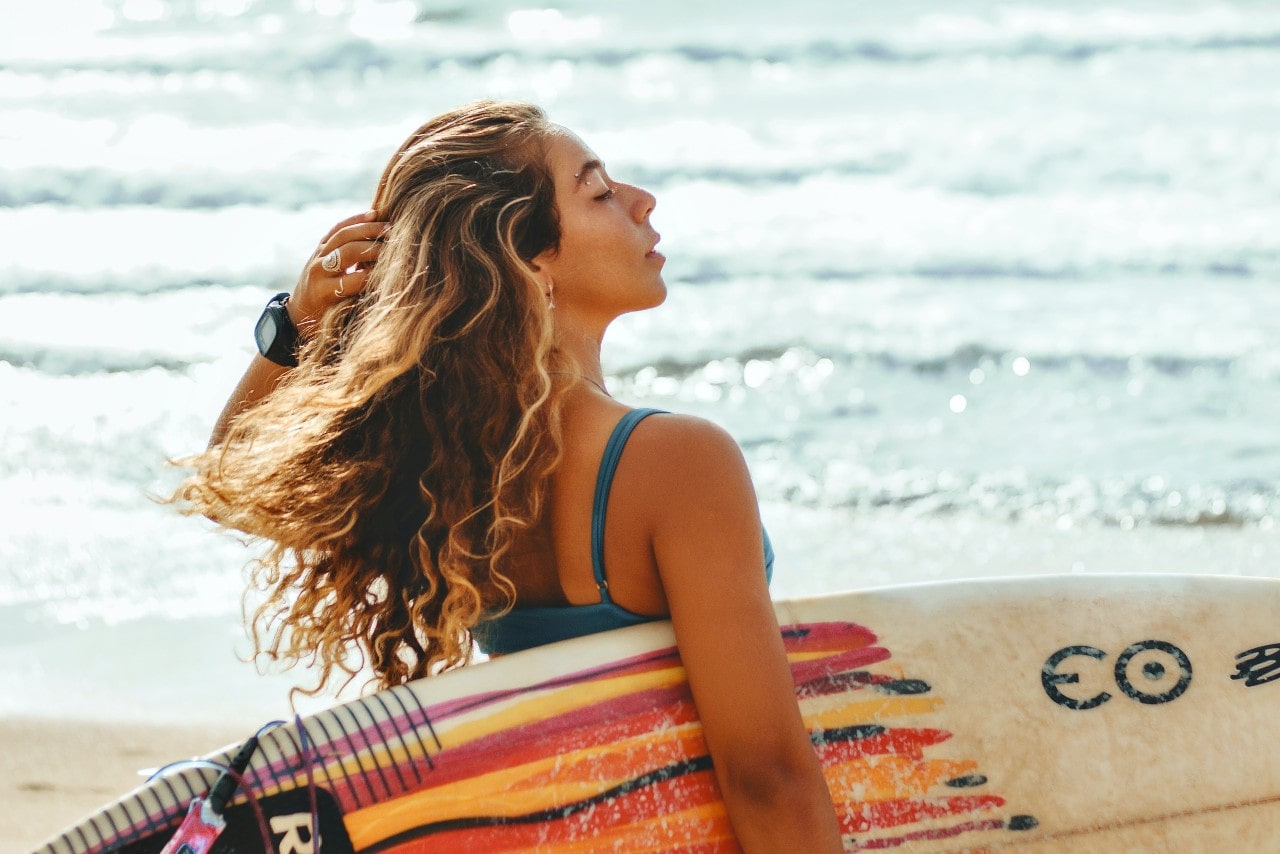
[553,320,607,390]
[551,371,609,396]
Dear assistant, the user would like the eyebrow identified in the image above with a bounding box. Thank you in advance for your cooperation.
[574,159,604,186]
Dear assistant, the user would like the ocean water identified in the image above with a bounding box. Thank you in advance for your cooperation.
[2,0,1278,724]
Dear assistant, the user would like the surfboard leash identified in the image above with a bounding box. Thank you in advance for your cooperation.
[151,723,275,854]
[297,713,322,854]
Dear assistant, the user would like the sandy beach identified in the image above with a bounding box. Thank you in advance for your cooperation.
[1,717,245,852]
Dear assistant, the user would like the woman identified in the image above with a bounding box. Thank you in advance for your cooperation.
[181,100,841,851]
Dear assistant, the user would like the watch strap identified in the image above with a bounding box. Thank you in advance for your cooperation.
[255,292,300,368]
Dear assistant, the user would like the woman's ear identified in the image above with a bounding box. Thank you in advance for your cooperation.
[523,258,555,309]
[528,243,557,274]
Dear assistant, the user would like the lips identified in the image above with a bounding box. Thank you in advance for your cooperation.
[646,233,663,259]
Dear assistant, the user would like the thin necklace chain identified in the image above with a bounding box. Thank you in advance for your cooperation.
[549,371,609,395]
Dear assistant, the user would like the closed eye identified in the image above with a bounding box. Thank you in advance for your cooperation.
[595,186,616,202]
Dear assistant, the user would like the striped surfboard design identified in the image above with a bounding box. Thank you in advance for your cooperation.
[37,616,1034,853]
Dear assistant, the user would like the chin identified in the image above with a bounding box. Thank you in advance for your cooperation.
[643,279,668,309]
[617,286,666,319]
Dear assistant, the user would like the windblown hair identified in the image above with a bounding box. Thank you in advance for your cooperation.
[176,101,566,694]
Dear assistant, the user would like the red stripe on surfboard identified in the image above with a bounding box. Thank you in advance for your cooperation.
[853,816,1008,849]
[816,727,952,764]
[412,692,702,790]
[782,621,878,653]
[839,795,1007,835]
[790,645,892,683]
[798,668,913,698]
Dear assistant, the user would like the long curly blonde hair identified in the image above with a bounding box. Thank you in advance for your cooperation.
[177,101,567,694]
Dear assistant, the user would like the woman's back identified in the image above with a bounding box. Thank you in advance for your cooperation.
[478,401,668,653]
[508,398,670,610]
[486,397,777,655]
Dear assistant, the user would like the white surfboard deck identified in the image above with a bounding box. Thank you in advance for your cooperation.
[34,573,1280,852]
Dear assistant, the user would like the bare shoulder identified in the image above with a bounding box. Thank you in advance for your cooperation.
[624,412,751,484]
[619,412,763,581]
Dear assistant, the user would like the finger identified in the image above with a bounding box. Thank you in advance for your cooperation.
[333,267,373,298]
[319,246,344,274]
[315,239,386,277]
[293,264,372,321]
[317,210,380,246]
[319,220,391,255]
[344,238,386,264]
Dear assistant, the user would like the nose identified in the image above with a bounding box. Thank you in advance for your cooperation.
[628,183,656,222]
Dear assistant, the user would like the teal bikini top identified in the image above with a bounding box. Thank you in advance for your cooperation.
[473,408,775,656]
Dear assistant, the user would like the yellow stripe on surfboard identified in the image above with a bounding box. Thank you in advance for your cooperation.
[558,802,735,853]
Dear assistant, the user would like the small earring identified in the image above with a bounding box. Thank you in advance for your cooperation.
[546,281,555,310]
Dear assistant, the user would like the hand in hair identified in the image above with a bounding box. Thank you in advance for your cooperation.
[288,209,391,334]
[205,210,388,446]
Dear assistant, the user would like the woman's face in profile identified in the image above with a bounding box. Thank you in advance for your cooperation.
[532,128,666,324]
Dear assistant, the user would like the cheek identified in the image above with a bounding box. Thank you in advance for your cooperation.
[557,220,616,274]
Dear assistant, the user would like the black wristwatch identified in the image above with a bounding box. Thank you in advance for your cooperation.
[254,292,300,368]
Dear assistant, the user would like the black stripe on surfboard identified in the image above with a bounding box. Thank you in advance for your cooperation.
[277,721,346,810]
[263,724,313,792]
[311,711,373,809]
[360,722,890,852]
[397,683,443,753]
[91,799,120,846]
[335,701,395,801]
[364,691,416,791]
[797,670,932,697]
[977,792,1280,849]
[380,685,435,775]
[152,767,185,817]
[70,821,91,852]
[110,788,173,850]
[108,763,226,850]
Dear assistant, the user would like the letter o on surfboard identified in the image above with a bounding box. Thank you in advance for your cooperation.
[1113,639,1193,705]
[1042,640,1192,709]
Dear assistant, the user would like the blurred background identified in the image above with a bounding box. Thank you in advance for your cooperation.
[1,0,1278,723]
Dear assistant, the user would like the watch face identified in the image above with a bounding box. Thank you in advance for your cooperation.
[255,310,277,350]
[255,294,298,366]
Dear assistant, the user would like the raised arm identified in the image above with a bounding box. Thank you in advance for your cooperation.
[637,416,843,852]
[208,210,388,446]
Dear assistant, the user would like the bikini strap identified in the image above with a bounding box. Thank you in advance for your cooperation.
[591,408,666,604]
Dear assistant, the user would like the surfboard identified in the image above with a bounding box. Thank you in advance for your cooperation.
[32,573,1280,853]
